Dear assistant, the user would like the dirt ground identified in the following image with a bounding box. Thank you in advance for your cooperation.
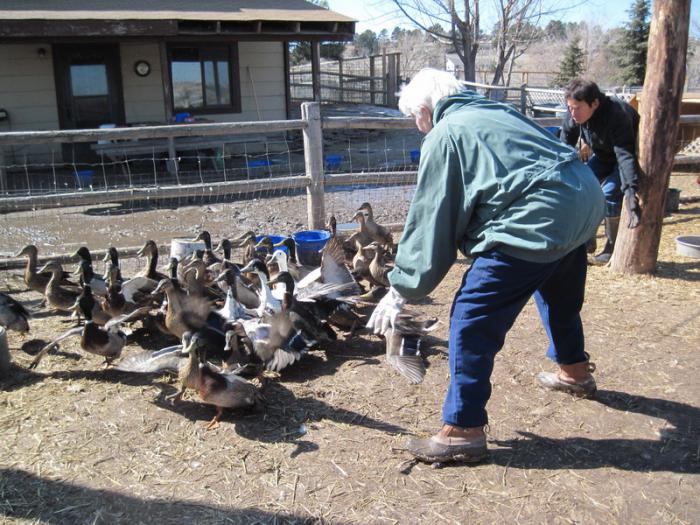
[0,172,698,524]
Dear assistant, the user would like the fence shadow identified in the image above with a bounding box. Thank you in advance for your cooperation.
[0,467,336,524]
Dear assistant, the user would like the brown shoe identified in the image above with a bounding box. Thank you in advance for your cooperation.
[537,360,597,398]
[406,425,487,463]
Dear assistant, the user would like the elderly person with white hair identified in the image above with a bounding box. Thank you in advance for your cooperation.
[367,69,605,464]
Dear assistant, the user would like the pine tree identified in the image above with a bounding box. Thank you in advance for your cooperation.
[613,0,650,86]
[552,36,585,87]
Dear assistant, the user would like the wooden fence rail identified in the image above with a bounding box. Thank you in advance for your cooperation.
[0,101,698,269]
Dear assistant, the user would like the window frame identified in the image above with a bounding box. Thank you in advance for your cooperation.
[167,42,241,115]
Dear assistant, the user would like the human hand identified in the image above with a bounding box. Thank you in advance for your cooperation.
[624,189,641,229]
[366,287,406,335]
[578,140,592,163]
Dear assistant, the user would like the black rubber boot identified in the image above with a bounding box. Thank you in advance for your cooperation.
[590,216,619,265]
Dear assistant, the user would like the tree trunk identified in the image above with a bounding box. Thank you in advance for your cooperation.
[610,0,690,274]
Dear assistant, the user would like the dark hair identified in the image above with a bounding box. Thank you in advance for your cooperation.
[564,79,604,105]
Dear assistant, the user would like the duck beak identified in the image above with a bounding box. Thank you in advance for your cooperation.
[101,252,111,262]
[136,245,146,257]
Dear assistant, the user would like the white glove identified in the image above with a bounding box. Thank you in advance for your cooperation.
[366,287,406,335]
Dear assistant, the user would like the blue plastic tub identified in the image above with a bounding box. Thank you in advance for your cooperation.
[325,154,343,170]
[247,159,281,169]
[256,235,289,255]
[76,169,93,186]
[292,230,331,266]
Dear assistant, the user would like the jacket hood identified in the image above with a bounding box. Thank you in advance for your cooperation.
[433,90,487,124]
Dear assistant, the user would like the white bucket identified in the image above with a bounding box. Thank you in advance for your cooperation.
[170,237,206,261]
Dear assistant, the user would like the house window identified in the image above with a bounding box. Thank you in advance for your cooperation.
[169,44,241,114]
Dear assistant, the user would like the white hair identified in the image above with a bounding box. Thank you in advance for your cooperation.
[398,68,463,117]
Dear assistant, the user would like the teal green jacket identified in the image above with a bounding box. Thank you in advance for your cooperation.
[389,91,605,300]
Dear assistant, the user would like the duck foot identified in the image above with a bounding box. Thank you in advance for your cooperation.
[204,407,223,430]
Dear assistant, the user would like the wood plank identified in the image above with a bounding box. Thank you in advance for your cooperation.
[0,120,306,146]
[0,176,310,213]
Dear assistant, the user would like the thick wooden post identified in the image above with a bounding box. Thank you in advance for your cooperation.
[301,102,325,229]
[610,0,691,274]
[158,42,173,124]
[311,41,322,103]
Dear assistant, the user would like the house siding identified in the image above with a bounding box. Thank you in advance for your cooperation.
[0,40,287,164]
[208,41,286,123]
[0,44,60,163]
[119,42,167,124]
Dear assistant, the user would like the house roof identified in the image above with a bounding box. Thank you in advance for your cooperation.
[0,0,355,40]
[0,0,355,23]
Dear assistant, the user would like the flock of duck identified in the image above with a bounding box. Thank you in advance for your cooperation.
[0,202,438,429]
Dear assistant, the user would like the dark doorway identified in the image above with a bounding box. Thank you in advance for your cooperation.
[53,44,125,163]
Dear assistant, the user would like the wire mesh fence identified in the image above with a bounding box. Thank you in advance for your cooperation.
[0,105,422,288]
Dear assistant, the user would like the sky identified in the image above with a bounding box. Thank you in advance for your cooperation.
[327,0,700,37]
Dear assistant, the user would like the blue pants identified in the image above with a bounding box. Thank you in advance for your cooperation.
[588,155,622,217]
[443,246,589,428]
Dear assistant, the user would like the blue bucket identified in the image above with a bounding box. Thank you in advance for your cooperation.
[292,230,331,266]
[256,235,289,255]
[410,149,420,163]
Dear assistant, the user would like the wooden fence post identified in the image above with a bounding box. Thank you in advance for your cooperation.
[0,148,6,194]
[520,84,528,115]
[338,57,344,104]
[370,56,376,106]
[301,102,325,229]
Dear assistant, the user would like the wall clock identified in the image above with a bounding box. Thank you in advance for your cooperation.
[134,60,151,77]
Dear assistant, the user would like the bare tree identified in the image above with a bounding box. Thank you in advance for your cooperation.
[490,0,543,85]
[392,0,480,82]
[393,1,586,85]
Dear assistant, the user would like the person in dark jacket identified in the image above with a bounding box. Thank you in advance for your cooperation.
[367,69,605,464]
[560,79,642,264]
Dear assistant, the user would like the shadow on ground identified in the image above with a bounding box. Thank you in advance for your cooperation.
[0,467,333,524]
[486,390,700,474]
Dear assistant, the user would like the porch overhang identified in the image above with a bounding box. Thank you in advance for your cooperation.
[0,0,356,42]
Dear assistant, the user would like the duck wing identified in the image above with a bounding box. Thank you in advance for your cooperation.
[104,306,152,331]
[121,276,159,303]
[319,237,361,297]
[385,327,425,384]
[114,345,185,373]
